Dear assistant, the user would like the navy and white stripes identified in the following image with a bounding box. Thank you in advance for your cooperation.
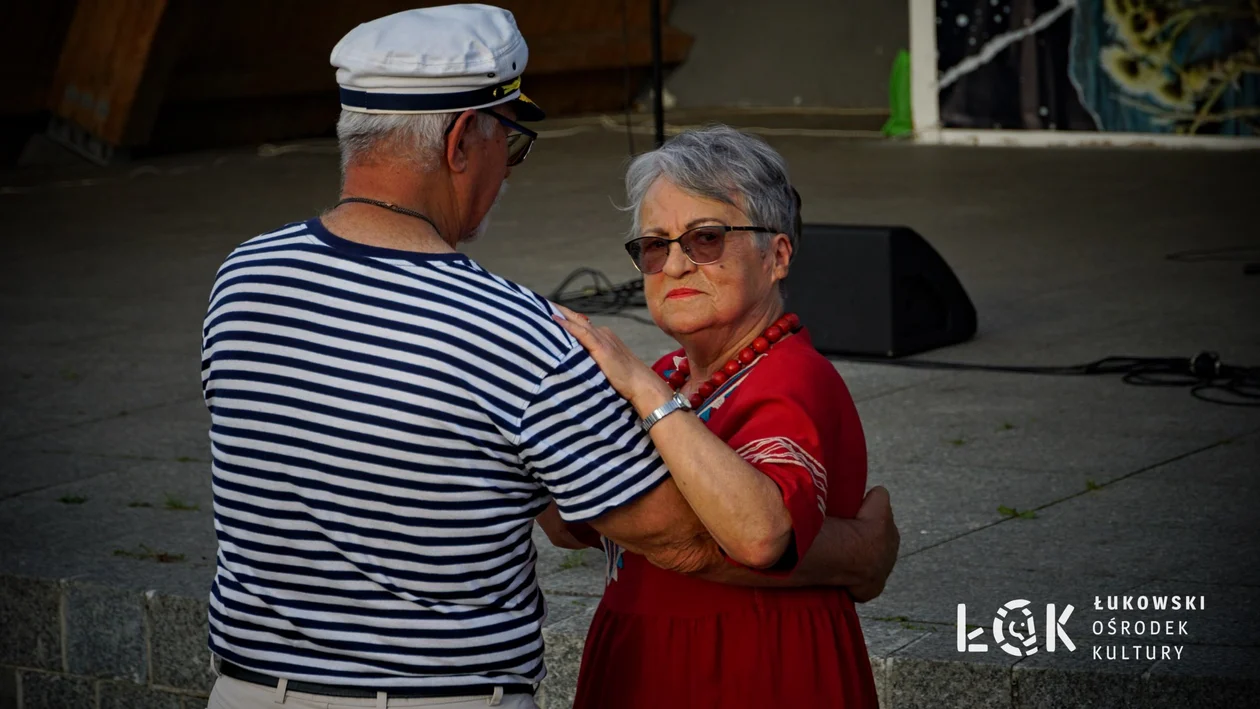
[201,219,666,686]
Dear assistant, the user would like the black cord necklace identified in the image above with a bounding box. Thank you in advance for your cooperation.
[337,197,442,239]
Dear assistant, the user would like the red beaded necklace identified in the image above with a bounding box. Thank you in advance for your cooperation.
[664,313,802,410]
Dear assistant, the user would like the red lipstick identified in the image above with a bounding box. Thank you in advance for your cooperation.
[666,288,702,299]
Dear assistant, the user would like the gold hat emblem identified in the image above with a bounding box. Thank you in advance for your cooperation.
[492,77,522,99]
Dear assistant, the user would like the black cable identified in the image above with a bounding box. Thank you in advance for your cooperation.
[547,268,1259,407]
[836,352,1260,408]
[1166,245,1260,276]
[548,267,654,326]
[1165,245,1260,263]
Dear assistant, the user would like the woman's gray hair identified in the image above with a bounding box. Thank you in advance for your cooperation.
[624,125,800,259]
[336,110,498,175]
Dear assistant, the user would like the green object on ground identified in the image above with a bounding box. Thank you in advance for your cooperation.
[882,49,913,137]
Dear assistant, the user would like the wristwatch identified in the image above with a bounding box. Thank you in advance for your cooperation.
[640,391,692,432]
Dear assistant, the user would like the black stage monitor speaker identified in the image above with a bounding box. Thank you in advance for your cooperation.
[783,224,977,358]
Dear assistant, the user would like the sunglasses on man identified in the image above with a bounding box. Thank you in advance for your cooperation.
[625,225,778,275]
[444,109,537,167]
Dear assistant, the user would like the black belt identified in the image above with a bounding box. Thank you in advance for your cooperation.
[219,660,535,699]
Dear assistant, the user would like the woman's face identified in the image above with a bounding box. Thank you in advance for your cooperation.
[637,178,791,339]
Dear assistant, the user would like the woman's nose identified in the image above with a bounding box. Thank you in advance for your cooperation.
[661,241,696,278]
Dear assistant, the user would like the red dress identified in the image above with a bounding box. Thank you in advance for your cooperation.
[572,329,878,709]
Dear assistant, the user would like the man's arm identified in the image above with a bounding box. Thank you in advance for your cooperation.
[535,501,590,549]
[685,487,900,602]
[586,477,727,574]
[548,485,899,600]
[521,342,726,574]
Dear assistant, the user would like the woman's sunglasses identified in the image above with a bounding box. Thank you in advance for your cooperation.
[444,109,537,167]
[625,226,776,275]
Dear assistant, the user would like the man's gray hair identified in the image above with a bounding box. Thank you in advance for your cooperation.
[336,110,498,174]
[624,125,800,258]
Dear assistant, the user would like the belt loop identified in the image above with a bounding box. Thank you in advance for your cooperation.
[376,690,388,709]
[488,686,504,706]
[273,677,288,703]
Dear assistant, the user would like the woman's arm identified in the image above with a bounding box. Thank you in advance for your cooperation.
[688,488,900,601]
[553,309,796,569]
[631,378,793,568]
[540,488,900,600]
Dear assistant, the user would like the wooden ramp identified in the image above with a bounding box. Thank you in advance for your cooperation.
[22,0,693,161]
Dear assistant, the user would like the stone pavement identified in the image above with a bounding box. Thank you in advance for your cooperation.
[1,124,1258,708]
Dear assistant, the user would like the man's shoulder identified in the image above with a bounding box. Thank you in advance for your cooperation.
[242,220,314,246]
[468,267,555,319]
[459,267,578,362]
[216,220,316,267]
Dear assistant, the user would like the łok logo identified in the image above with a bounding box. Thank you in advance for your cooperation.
[957,600,1075,656]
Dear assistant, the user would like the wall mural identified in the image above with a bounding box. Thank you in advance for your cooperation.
[936,0,1260,136]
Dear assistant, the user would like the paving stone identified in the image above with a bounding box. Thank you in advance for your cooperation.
[538,597,598,709]
[4,114,1259,709]
[65,581,146,681]
[0,331,199,442]
[860,618,935,659]
[148,594,216,694]
[1137,429,1260,491]
[859,389,1219,477]
[1012,649,1151,709]
[859,619,934,709]
[17,670,96,709]
[0,449,125,500]
[0,667,17,709]
[10,398,209,465]
[0,576,63,671]
[99,680,183,709]
[536,563,605,599]
[1140,646,1260,709]
[857,550,1115,630]
[0,462,218,599]
[865,462,1098,555]
[886,634,1017,709]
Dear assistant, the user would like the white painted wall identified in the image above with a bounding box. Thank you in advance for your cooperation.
[664,0,908,110]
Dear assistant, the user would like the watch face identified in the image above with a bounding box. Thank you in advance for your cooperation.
[675,392,691,410]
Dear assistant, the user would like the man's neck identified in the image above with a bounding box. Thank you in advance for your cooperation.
[324,164,464,252]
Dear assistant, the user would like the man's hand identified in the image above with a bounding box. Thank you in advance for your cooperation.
[535,501,589,549]
[680,485,901,597]
[847,486,899,602]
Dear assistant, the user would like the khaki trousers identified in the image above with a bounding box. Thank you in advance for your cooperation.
[206,675,540,709]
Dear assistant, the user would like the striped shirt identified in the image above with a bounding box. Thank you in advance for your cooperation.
[201,218,667,687]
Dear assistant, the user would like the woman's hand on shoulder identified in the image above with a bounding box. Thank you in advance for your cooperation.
[552,304,672,417]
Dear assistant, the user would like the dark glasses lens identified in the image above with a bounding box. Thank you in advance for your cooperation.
[626,237,670,273]
[681,227,727,263]
[625,227,728,274]
[506,132,534,166]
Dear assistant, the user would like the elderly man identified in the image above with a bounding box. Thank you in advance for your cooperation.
[201,5,898,708]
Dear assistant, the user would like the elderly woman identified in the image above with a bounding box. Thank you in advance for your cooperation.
[549,126,880,708]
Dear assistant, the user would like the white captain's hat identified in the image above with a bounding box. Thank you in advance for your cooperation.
[330,4,545,121]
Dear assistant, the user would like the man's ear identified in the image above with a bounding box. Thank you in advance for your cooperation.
[444,110,478,173]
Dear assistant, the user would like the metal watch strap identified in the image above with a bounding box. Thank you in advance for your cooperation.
[640,391,691,432]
